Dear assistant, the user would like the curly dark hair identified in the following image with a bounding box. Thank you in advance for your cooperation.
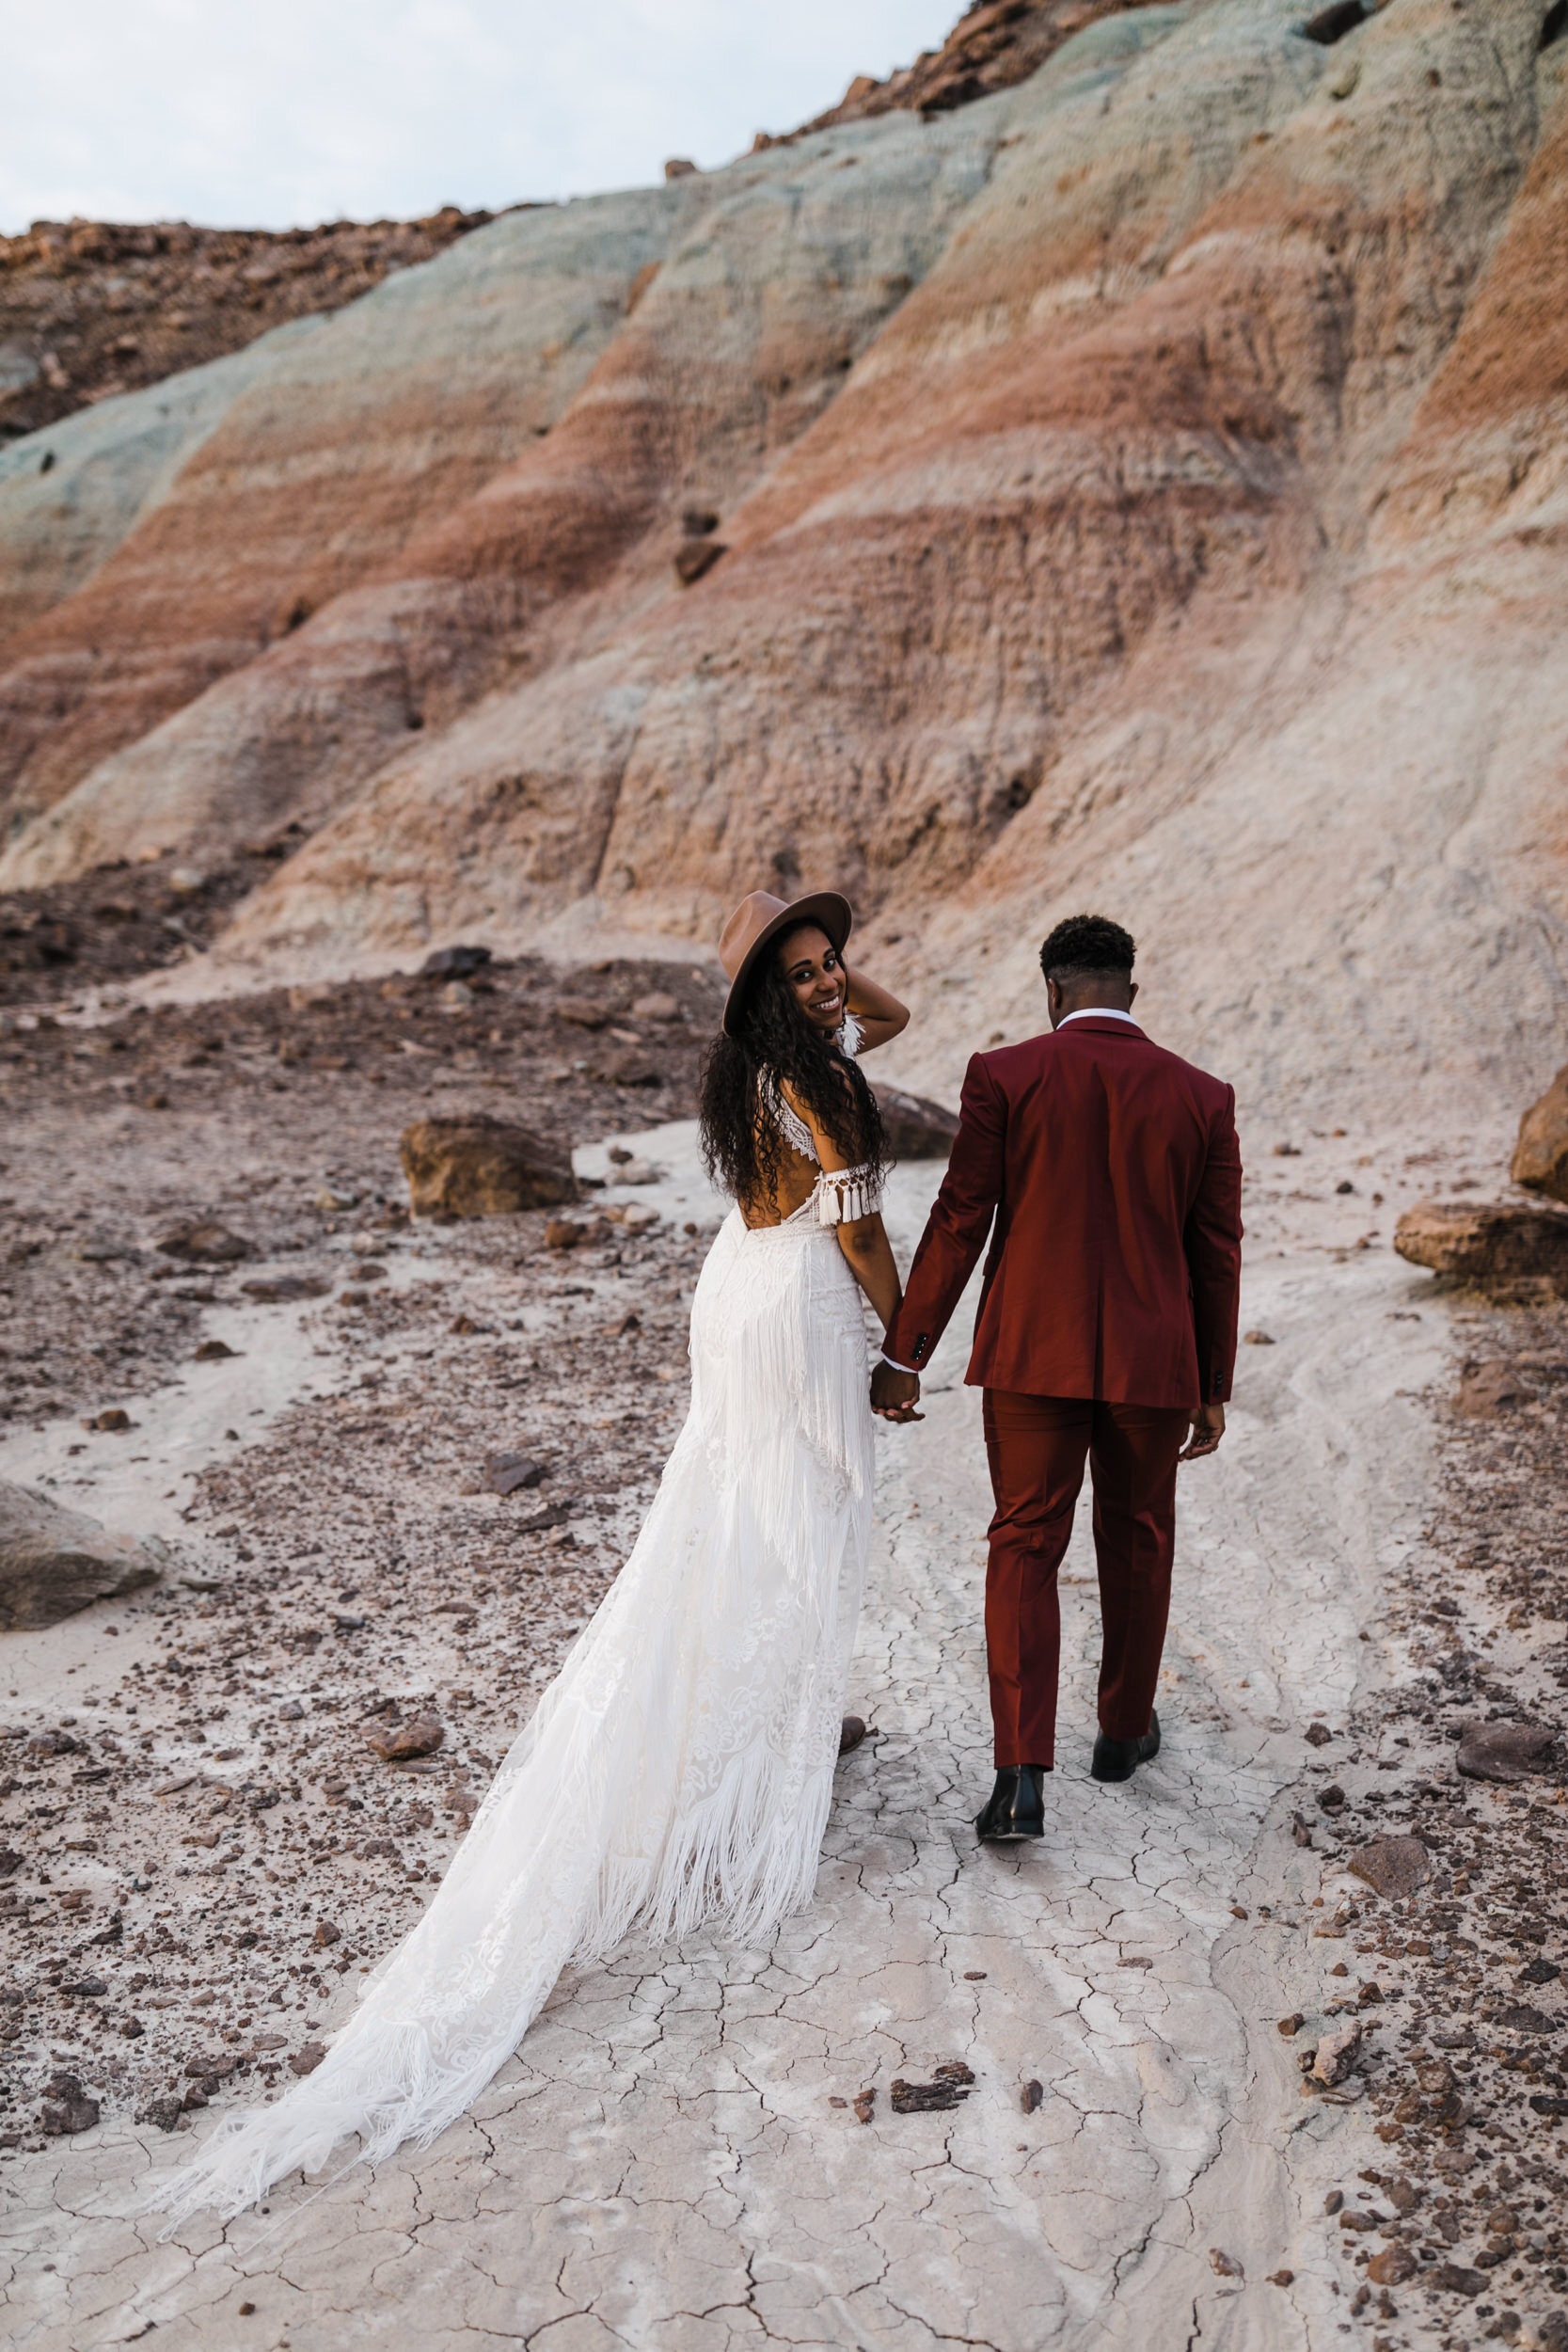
[1038,913,1136,981]
[699,947,886,1212]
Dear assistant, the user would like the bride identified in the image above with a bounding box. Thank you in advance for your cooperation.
[154,888,911,2221]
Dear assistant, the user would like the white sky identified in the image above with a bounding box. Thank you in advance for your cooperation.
[0,1,963,235]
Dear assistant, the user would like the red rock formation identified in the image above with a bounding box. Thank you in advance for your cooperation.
[1,0,1565,1133]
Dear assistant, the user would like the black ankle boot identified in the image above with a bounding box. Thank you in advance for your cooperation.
[975,1765,1047,1841]
[1091,1710,1162,1784]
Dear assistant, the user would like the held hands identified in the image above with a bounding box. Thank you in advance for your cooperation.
[871,1360,924,1423]
[1179,1401,1225,1461]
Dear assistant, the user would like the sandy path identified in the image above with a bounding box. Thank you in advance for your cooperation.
[3,1123,1460,2350]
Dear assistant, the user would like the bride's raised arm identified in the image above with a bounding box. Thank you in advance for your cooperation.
[842,961,910,1053]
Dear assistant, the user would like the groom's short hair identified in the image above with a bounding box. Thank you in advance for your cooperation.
[1038,914,1136,982]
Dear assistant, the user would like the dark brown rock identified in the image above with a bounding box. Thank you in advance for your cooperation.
[1430,2262,1485,2297]
[40,2071,99,2135]
[85,1407,132,1432]
[872,1084,960,1160]
[1366,2245,1418,2286]
[1305,1721,1335,1746]
[1348,1835,1432,1899]
[1497,2004,1555,2035]
[1512,1060,1568,1205]
[838,1715,867,1756]
[155,1219,253,1264]
[420,944,491,978]
[890,2061,974,2113]
[1394,1200,1568,1294]
[484,1453,545,1497]
[1455,1717,1558,1784]
[288,2042,326,2076]
[240,1274,331,1302]
[363,1712,444,1762]
[0,1480,164,1629]
[852,2089,875,2123]
[401,1115,578,1219]
[135,2093,185,2132]
[312,1920,340,1947]
[673,539,726,586]
[193,1339,236,1360]
[1022,2078,1044,2112]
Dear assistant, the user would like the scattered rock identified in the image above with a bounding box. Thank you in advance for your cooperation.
[401,1115,578,1219]
[1243,1328,1275,1344]
[85,1407,132,1432]
[0,1480,164,1629]
[1456,1717,1558,1784]
[484,1453,546,1497]
[1319,1782,1346,1813]
[1511,1060,1568,1205]
[516,1502,574,1536]
[63,1976,107,1997]
[1277,2013,1305,2036]
[553,996,609,1030]
[135,2094,185,2133]
[1312,2020,1362,2086]
[872,1083,959,1159]
[1366,2245,1418,2287]
[631,993,679,1022]
[852,2090,875,2124]
[890,2062,974,2113]
[1305,1721,1335,1746]
[363,1713,444,1762]
[545,1219,586,1249]
[312,1920,340,1947]
[673,539,726,586]
[120,2014,144,2038]
[838,1716,867,1756]
[1021,2079,1044,2112]
[591,1050,662,1088]
[155,1219,253,1264]
[40,2071,100,2134]
[1497,2003,1556,2036]
[1210,2249,1243,2279]
[1518,1955,1561,1985]
[1430,2262,1485,2298]
[420,945,492,978]
[1454,1359,1532,1416]
[1394,1200,1568,1294]
[277,1700,304,1721]
[241,1274,331,1302]
[193,1339,236,1361]
[1347,1835,1432,1899]
[1266,2269,1294,2287]
[288,2042,326,2076]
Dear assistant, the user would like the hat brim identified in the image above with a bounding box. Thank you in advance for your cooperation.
[721,891,854,1040]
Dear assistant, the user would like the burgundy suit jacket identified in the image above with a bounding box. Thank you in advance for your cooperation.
[883,1018,1243,1407]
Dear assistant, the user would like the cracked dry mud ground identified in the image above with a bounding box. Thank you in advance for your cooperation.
[0,1012,1565,2349]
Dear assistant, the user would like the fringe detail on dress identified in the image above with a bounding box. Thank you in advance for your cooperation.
[148,1205,872,2228]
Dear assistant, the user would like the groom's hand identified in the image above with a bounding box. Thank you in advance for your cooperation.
[1179,1402,1225,1461]
[871,1362,923,1422]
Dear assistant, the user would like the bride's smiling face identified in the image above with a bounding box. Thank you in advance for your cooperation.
[778,926,846,1034]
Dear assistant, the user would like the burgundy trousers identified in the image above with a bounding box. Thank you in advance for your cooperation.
[981,1391,1190,1769]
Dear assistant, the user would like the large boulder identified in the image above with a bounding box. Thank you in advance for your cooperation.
[400,1116,578,1219]
[873,1084,960,1160]
[1512,1062,1568,1206]
[0,1483,166,1629]
[1394,1200,1568,1294]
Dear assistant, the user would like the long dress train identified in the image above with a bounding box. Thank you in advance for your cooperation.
[152,1173,876,2223]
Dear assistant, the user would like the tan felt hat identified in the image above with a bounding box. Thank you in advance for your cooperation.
[718,889,853,1040]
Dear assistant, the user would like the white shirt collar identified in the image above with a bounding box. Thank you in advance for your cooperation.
[1057,1007,1139,1027]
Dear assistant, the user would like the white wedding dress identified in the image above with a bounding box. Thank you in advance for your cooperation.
[154,1080,879,2223]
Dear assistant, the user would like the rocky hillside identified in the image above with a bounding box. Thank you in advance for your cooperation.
[0,210,498,443]
[0,0,1565,1136]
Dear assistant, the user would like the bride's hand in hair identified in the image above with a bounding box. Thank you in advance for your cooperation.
[842,961,910,1052]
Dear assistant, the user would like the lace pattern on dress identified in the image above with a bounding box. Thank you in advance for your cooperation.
[756,1014,881,1227]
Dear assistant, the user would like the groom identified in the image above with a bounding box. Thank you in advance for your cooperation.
[873,915,1243,1840]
